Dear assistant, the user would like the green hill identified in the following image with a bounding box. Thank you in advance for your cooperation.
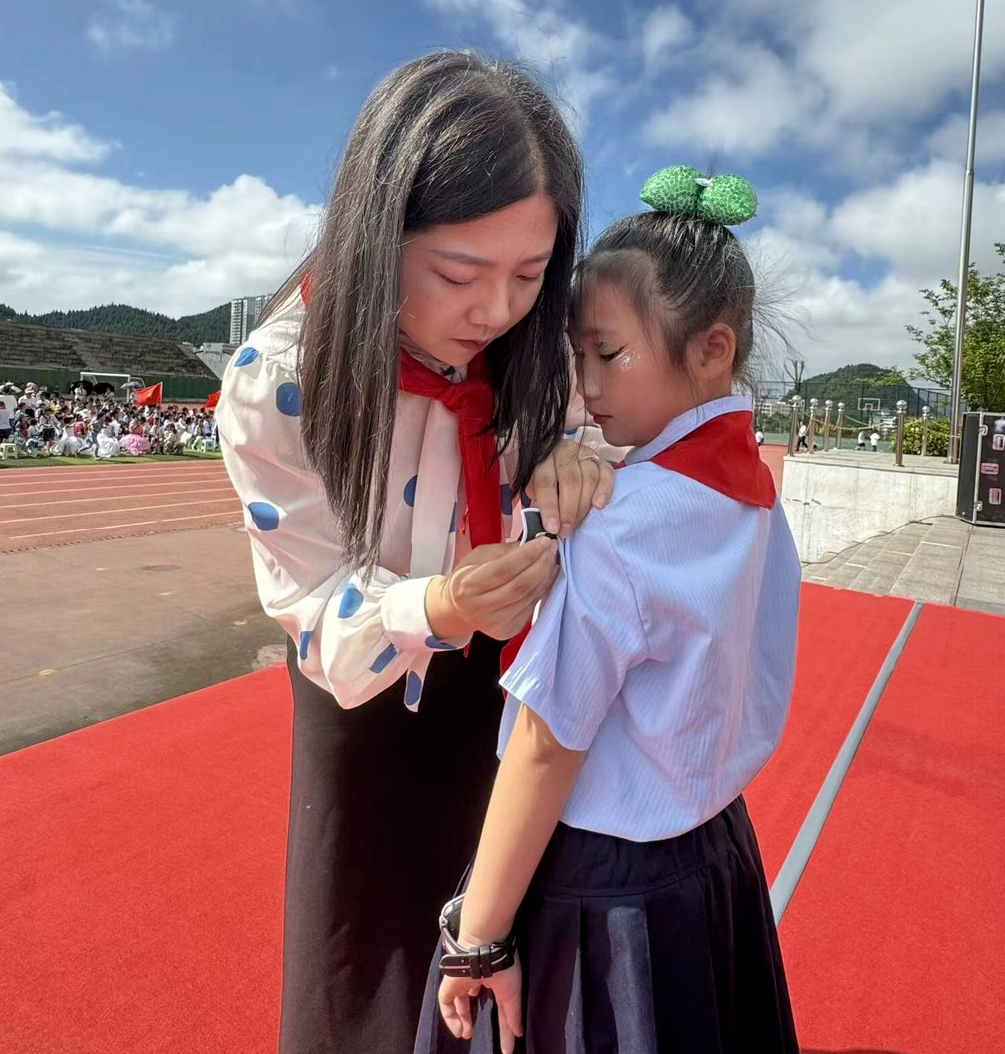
[0,301,229,344]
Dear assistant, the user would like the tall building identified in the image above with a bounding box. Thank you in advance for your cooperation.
[229,294,272,344]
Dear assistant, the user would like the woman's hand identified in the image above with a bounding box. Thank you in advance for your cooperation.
[527,439,615,538]
[425,538,559,641]
[438,955,523,1054]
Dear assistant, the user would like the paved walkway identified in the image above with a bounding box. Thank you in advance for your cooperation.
[802,515,1005,616]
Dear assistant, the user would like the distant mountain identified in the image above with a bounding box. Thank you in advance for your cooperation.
[0,301,230,344]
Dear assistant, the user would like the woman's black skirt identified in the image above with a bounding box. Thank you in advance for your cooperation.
[415,796,798,1054]
[280,633,505,1054]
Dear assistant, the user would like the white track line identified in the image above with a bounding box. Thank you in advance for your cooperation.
[0,497,242,525]
[1,486,238,510]
[8,510,244,540]
[0,478,230,498]
[0,467,228,485]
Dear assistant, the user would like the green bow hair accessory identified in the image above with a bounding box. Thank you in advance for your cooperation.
[640,165,757,226]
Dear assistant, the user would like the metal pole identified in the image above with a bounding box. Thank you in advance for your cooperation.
[835,403,845,450]
[822,400,833,450]
[807,398,818,454]
[895,400,908,467]
[948,0,986,465]
[921,406,931,458]
[787,395,802,457]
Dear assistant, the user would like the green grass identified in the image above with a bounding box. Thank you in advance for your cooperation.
[0,450,224,469]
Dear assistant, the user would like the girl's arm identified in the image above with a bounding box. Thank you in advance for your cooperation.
[458,703,586,947]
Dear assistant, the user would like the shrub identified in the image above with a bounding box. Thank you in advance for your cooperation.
[902,416,950,457]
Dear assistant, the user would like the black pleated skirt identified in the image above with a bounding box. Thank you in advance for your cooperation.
[414,796,798,1054]
[280,633,505,1054]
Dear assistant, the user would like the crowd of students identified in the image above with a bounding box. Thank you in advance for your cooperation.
[0,381,217,459]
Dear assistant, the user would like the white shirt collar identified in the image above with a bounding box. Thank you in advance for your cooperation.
[625,395,754,466]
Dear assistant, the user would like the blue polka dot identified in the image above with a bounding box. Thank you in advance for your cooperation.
[276,382,301,416]
[247,501,280,531]
[425,636,457,651]
[405,672,423,706]
[298,630,313,661]
[338,583,364,618]
[500,484,514,517]
[234,346,259,367]
[370,643,398,673]
[449,504,457,533]
[404,475,418,507]
[564,427,579,436]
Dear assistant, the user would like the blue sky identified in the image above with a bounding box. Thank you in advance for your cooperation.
[1,0,1004,374]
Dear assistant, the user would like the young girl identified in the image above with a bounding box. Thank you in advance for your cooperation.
[418,166,802,1053]
[218,52,617,1054]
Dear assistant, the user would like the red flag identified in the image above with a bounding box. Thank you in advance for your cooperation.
[134,382,163,406]
[203,390,221,410]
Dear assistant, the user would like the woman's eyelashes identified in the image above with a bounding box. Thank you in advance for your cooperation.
[437,272,545,287]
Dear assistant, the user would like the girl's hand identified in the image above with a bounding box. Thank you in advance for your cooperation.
[425,538,559,641]
[527,439,615,538]
[438,955,524,1054]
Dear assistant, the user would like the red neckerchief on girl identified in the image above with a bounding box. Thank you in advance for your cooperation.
[500,409,773,676]
[645,410,775,509]
[397,349,502,549]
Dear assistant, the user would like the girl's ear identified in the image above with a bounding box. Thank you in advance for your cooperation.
[686,322,735,385]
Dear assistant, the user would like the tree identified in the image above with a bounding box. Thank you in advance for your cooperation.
[907,243,1005,411]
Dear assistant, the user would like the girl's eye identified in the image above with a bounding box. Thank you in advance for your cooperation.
[439,274,473,287]
[597,342,625,362]
[517,273,545,284]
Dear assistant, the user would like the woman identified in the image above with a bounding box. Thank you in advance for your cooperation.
[218,52,611,1054]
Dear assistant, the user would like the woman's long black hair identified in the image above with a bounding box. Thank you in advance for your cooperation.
[265,51,583,570]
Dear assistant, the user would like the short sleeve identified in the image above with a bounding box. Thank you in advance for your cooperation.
[500,512,648,750]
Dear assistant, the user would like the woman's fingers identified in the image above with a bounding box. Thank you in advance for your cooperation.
[528,440,615,537]
[591,458,616,510]
[527,454,561,535]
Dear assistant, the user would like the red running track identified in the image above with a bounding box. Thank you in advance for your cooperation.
[0,461,243,552]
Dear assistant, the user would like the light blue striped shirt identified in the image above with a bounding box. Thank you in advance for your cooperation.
[499,396,802,842]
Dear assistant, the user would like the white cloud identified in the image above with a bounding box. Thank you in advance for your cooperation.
[0,83,115,164]
[642,0,1005,167]
[927,109,1005,165]
[644,46,820,155]
[87,0,177,56]
[640,6,693,72]
[0,83,320,316]
[830,161,1005,281]
[800,0,1005,123]
[422,0,615,131]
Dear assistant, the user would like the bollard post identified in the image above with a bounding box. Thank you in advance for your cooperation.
[895,399,908,466]
[822,399,833,450]
[787,395,803,456]
[835,402,845,449]
[921,405,931,457]
[807,398,818,453]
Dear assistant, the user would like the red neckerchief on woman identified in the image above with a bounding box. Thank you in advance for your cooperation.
[397,348,502,549]
[301,270,503,548]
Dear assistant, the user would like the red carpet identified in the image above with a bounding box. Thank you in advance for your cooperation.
[2,589,1000,1053]
[0,667,293,1054]
[746,583,915,881]
[779,603,1005,1053]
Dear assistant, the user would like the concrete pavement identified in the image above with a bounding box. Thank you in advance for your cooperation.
[802,515,1005,616]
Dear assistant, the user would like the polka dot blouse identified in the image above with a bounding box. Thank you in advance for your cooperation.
[217,285,612,710]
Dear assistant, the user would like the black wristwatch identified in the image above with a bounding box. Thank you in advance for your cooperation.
[438,894,517,979]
